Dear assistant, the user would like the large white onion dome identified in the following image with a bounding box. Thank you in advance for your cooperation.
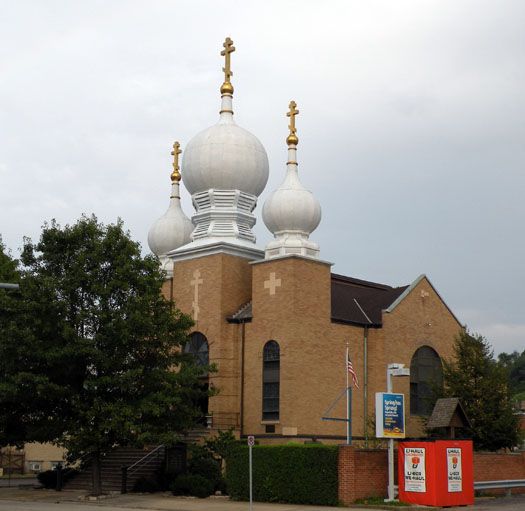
[262,101,321,259]
[173,37,269,255]
[182,37,269,197]
[182,120,269,196]
[148,142,193,275]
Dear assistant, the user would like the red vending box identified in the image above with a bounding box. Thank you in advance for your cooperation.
[398,440,474,506]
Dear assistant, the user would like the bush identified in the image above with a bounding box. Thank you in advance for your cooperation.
[37,468,79,489]
[226,444,338,506]
[171,473,214,498]
[158,468,180,491]
[132,476,160,493]
[187,445,222,489]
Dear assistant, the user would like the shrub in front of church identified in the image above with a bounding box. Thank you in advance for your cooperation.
[37,468,79,489]
[170,474,214,498]
[186,444,223,490]
[132,476,161,493]
[167,445,225,497]
[225,444,339,505]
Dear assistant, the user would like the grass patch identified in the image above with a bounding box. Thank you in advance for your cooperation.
[355,496,410,506]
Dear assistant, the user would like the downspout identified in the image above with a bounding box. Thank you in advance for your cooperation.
[363,325,369,447]
[240,321,246,436]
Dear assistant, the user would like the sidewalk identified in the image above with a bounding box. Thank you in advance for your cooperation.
[0,487,523,511]
[0,488,367,510]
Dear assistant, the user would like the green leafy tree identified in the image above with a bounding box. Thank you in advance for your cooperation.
[498,350,525,397]
[0,217,210,494]
[0,240,52,446]
[441,331,521,451]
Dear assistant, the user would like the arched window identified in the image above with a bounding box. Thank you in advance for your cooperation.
[185,332,209,367]
[410,346,443,416]
[185,332,209,424]
[262,341,280,421]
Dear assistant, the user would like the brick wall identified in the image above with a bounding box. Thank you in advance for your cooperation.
[474,451,525,481]
[338,446,388,504]
[339,447,525,504]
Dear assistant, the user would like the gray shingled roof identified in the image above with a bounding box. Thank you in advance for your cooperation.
[227,274,408,325]
[427,398,472,429]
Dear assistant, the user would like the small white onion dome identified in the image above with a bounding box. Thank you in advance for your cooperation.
[262,165,321,235]
[148,143,193,270]
[262,101,321,259]
[182,94,269,197]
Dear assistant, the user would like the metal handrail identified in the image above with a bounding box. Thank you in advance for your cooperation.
[127,445,165,475]
[474,479,525,490]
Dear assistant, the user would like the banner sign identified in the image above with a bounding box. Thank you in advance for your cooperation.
[404,447,426,492]
[447,447,462,492]
[375,392,405,438]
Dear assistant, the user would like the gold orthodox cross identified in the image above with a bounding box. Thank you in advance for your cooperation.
[286,101,299,145]
[170,141,182,182]
[220,37,235,94]
[221,37,235,82]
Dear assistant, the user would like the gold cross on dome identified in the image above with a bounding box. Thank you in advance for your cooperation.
[170,141,182,182]
[221,37,235,84]
[286,100,299,145]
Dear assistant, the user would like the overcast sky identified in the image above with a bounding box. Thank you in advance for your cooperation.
[1,1,524,355]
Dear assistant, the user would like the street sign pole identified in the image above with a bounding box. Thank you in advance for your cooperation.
[387,367,394,502]
[385,363,410,502]
[247,435,255,511]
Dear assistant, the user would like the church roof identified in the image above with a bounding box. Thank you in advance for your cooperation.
[331,274,408,327]
[228,274,408,326]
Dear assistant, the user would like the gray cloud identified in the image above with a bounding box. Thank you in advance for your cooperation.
[1,0,524,354]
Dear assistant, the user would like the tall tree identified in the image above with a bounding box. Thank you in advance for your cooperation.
[0,217,209,494]
[498,350,525,397]
[441,331,521,451]
[0,240,48,446]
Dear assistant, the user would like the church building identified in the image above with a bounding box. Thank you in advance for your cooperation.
[147,38,463,444]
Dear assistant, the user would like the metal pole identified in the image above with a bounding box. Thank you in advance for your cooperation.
[121,466,128,494]
[363,326,368,448]
[386,367,395,502]
[249,444,253,511]
[348,386,352,446]
[346,344,350,444]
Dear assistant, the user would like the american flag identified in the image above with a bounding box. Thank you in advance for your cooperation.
[347,353,359,388]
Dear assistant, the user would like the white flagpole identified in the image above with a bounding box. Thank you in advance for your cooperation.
[346,342,350,445]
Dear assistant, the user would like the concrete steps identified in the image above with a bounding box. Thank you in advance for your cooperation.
[65,446,165,493]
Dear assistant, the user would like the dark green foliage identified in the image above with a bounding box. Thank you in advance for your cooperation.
[158,469,181,491]
[498,350,525,396]
[440,331,521,451]
[37,468,78,489]
[171,473,214,498]
[0,216,212,494]
[226,444,339,505]
[187,445,222,490]
[0,240,52,447]
[205,428,239,461]
[132,476,160,493]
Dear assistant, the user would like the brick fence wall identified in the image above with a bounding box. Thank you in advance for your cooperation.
[338,446,389,504]
[338,446,525,505]
[474,451,525,495]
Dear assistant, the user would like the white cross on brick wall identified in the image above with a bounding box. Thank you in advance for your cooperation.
[264,272,281,296]
[191,269,203,320]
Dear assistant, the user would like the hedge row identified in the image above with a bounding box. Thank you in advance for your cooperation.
[225,444,338,506]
